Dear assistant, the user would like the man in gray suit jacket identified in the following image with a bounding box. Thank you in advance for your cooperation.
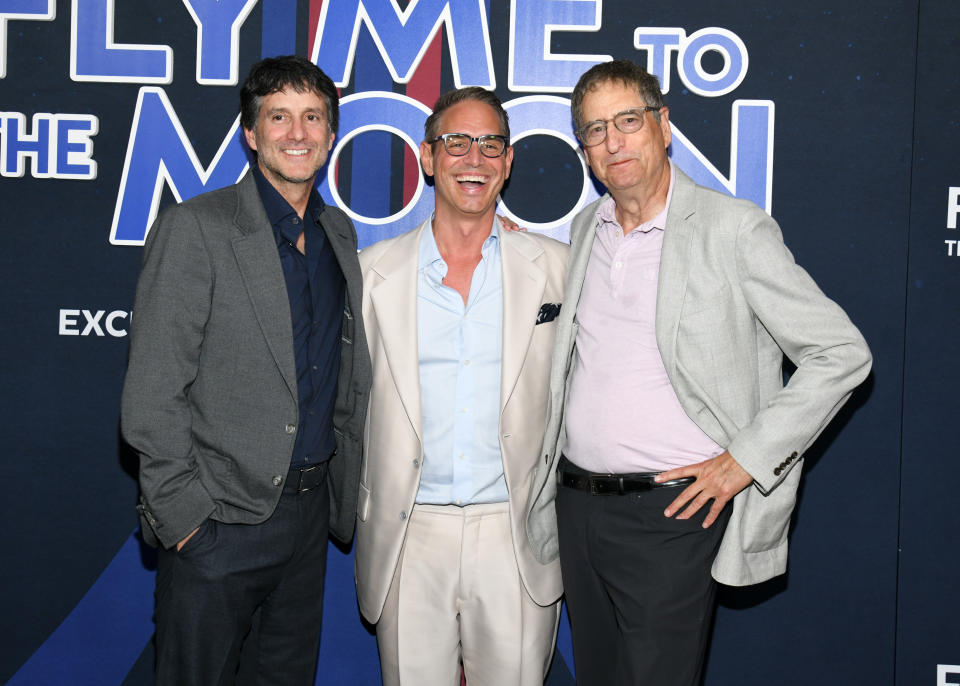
[121,56,369,686]
[526,60,871,685]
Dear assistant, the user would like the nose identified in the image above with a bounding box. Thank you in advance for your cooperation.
[289,116,306,140]
[464,138,485,164]
[604,121,624,153]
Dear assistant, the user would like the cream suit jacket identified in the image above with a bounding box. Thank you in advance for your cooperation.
[354,218,568,623]
[526,168,872,586]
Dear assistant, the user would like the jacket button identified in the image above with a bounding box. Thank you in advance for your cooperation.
[272,475,283,486]
[285,423,296,434]
[774,467,782,476]
[412,459,420,469]
[400,511,407,521]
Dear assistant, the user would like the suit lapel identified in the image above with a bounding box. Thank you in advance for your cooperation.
[565,198,601,320]
[369,223,426,442]
[500,228,547,412]
[656,168,697,375]
[230,172,298,399]
[318,206,360,304]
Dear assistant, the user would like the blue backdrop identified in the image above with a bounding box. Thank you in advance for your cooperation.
[0,0,956,684]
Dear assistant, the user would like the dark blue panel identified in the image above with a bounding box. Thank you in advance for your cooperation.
[898,0,960,681]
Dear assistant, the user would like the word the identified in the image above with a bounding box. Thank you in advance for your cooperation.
[0,112,97,179]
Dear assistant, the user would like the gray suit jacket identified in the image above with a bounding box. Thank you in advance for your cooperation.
[121,171,370,549]
[527,168,871,586]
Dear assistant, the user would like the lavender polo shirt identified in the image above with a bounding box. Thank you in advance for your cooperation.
[563,163,724,474]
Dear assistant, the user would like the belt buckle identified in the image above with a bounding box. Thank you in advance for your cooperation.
[589,476,623,496]
[296,463,323,493]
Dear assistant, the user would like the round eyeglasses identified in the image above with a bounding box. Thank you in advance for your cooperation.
[576,107,661,147]
[427,133,509,158]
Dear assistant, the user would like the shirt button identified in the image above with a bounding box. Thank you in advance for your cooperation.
[285,423,296,434]
[463,360,470,366]
[312,365,318,371]
[272,475,283,486]
[615,261,622,268]
[459,453,465,461]
[292,218,300,225]
[461,408,467,413]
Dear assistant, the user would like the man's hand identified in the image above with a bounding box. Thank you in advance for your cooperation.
[176,526,200,551]
[655,451,753,528]
[497,214,526,232]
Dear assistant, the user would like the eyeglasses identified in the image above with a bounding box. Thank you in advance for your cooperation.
[427,133,509,158]
[576,107,661,146]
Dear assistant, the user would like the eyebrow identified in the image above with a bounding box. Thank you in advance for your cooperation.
[584,107,648,122]
[265,107,323,116]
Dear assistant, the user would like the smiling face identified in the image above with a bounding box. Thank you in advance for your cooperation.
[420,99,513,223]
[243,87,334,207]
[579,80,672,198]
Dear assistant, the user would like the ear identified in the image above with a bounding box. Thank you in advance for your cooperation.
[658,106,672,149]
[327,131,335,152]
[419,140,435,177]
[504,145,514,179]
[243,127,257,152]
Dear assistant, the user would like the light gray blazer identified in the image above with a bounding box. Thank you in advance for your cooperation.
[121,171,370,549]
[526,168,871,586]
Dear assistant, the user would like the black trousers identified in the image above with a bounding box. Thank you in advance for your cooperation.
[154,474,330,686]
[556,467,730,686]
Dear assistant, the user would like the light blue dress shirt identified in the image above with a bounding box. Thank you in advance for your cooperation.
[415,220,507,505]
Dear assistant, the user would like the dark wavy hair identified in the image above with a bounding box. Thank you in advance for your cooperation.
[240,55,339,134]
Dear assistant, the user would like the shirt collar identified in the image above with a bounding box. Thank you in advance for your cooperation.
[596,161,676,235]
[418,215,500,276]
[250,164,326,246]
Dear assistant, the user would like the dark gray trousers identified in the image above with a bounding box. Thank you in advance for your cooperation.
[556,464,730,686]
[154,473,330,686]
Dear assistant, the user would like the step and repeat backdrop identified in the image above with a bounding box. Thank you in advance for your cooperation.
[0,0,956,684]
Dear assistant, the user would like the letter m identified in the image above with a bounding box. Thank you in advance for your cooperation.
[109,87,248,245]
[311,0,494,88]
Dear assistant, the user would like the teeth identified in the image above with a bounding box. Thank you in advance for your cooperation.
[284,149,309,156]
[456,174,486,183]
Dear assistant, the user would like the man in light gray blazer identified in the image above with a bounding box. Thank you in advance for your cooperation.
[121,56,369,686]
[526,60,871,685]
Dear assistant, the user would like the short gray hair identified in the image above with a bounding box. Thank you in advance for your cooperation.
[571,60,664,131]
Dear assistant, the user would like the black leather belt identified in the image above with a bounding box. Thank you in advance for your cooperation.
[558,458,694,495]
[284,461,329,494]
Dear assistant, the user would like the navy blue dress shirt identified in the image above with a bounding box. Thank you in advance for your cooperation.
[252,166,344,467]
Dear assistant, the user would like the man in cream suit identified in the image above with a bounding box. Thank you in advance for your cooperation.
[355,87,568,685]
[122,56,369,685]
[526,61,871,685]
